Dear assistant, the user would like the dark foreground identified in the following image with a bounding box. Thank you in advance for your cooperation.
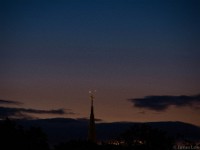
[1,118,199,150]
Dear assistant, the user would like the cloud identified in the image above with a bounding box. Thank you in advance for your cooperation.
[138,111,146,114]
[128,94,200,111]
[0,106,75,119]
[0,99,76,119]
[76,117,103,122]
[0,99,22,105]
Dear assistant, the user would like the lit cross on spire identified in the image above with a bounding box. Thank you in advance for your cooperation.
[89,90,96,106]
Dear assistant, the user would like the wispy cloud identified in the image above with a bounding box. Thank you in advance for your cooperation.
[128,94,200,111]
[0,99,22,105]
[0,98,76,119]
[76,117,103,122]
[0,106,75,119]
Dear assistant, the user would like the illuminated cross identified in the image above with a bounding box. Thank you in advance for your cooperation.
[89,90,96,106]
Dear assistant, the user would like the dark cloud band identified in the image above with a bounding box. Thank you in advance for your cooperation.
[0,106,75,119]
[0,99,22,105]
[128,94,200,111]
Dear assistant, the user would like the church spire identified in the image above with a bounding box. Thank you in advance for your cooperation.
[88,90,96,143]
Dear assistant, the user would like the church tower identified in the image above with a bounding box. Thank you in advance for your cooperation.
[88,91,96,143]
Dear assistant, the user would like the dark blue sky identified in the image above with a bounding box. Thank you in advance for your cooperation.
[1,0,200,125]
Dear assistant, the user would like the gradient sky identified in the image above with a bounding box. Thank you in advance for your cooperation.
[1,0,200,126]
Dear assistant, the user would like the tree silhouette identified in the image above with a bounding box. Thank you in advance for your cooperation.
[0,118,49,150]
[54,140,97,150]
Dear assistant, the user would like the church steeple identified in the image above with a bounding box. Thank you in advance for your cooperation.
[88,91,96,143]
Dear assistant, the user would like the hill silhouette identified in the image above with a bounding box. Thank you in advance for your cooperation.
[11,118,200,145]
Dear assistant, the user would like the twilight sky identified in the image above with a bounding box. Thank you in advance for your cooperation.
[1,0,200,126]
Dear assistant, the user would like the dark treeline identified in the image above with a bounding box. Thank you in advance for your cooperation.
[0,118,49,150]
[1,118,198,150]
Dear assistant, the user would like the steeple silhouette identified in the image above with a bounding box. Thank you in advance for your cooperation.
[88,91,96,143]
